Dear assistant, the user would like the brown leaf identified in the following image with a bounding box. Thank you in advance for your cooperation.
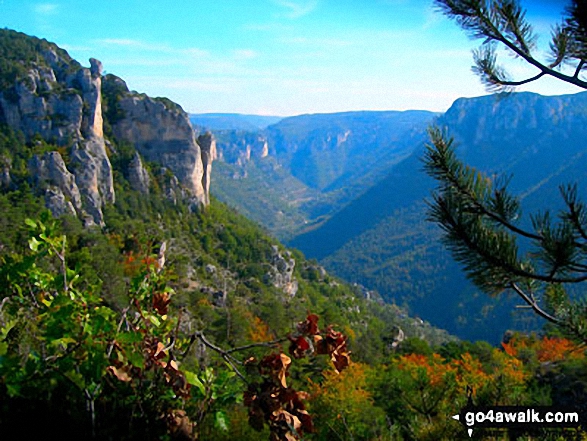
[260,352,291,388]
[288,335,312,359]
[296,409,314,433]
[153,341,167,360]
[331,350,350,373]
[167,409,195,440]
[107,365,132,382]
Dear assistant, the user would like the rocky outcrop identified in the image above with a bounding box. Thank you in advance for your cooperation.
[127,152,150,194]
[29,151,82,218]
[0,46,114,226]
[0,30,215,225]
[0,155,14,190]
[197,132,217,205]
[214,132,269,166]
[69,136,115,226]
[264,245,298,298]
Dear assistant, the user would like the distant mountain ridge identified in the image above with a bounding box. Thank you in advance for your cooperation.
[208,110,437,239]
[198,90,587,343]
[190,113,283,131]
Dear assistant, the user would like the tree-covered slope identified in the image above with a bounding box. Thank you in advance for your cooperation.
[290,91,587,343]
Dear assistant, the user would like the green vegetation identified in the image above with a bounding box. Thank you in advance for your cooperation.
[0,29,80,96]
[154,96,184,113]
[1,22,587,440]
[101,74,129,135]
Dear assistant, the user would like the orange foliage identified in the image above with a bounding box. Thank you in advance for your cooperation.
[454,353,491,394]
[491,348,528,385]
[398,353,456,386]
[248,315,273,343]
[123,251,141,276]
[502,335,584,363]
[537,337,582,362]
[309,362,372,412]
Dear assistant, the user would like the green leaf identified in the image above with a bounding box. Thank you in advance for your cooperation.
[117,331,143,344]
[215,410,229,432]
[0,319,18,340]
[28,237,40,251]
[6,382,21,397]
[65,369,86,390]
[148,314,161,327]
[184,370,206,396]
[24,218,37,229]
[127,349,145,369]
[49,337,76,350]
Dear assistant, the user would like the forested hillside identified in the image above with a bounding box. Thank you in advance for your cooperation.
[290,91,587,343]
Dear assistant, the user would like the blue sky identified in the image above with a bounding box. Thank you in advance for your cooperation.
[0,0,580,115]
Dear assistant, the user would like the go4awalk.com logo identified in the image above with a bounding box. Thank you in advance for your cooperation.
[452,406,584,437]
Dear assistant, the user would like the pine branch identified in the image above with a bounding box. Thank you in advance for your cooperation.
[425,127,543,241]
[435,0,587,91]
[425,129,587,286]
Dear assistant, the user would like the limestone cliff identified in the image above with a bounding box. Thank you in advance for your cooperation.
[213,132,269,166]
[0,29,213,225]
[0,43,114,226]
[104,74,210,208]
[197,132,217,205]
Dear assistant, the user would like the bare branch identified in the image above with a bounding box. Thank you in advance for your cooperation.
[192,331,247,383]
[510,282,561,324]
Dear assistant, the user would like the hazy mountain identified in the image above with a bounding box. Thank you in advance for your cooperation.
[190,113,283,131]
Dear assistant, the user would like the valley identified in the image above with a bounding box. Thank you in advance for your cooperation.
[197,91,587,343]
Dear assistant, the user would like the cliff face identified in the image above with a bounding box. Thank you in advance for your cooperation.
[0,29,213,225]
[106,77,208,206]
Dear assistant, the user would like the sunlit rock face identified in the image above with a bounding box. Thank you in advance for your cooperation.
[197,132,217,206]
[109,86,207,207]
[0,49,114,226]
[0,32,214,225]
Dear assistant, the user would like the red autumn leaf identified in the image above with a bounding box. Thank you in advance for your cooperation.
[289,335,312,359]
[296,313,320,335]
[153,291,171,315]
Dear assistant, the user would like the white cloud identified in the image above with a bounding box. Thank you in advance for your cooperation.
[33,3,58,15]
[233,49,258,60]
[271,0,319,19]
